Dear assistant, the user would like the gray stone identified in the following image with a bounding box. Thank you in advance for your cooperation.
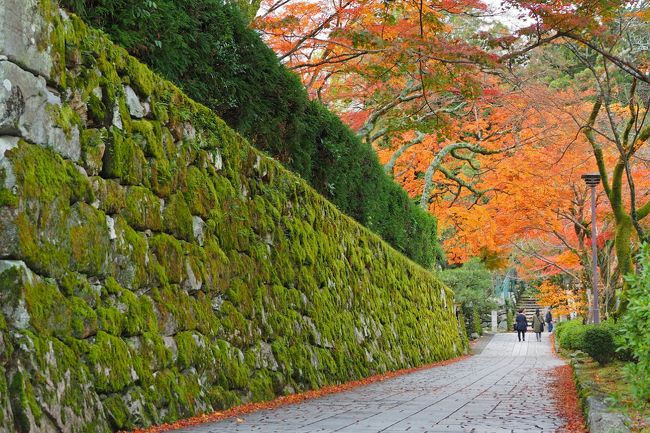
[585,396,632,433]
[182,122,196,141]
[211,294,224,311]
[106,215,117,240]
[183,258,202,293]
[0,135,18,188]
[124,85,145,118]
[354,327,364,344]
[0,261,35,329]
[0,0,53,79]
[0,61,81,161]
[212,149,223,171]
[0,206,18,258]
[256,342,279,371]
[112,102,123,129]
[163,336,178,362]
[192,215,205,246]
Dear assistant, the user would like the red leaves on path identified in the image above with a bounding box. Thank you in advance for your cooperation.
[123,355,469,433]
[548,365,588,433]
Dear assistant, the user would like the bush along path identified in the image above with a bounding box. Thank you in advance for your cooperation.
[0,1,465,432]
[141,333,582,433]
[555,319,649,432]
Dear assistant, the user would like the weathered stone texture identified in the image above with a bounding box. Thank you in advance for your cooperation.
[0,0,53,78]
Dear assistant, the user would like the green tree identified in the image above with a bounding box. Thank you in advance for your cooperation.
[439,259,495,335]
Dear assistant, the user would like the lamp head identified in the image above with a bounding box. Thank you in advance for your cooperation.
[581,173,601,187]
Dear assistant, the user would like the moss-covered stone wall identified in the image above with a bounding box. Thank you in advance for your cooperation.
[0,1,466,432]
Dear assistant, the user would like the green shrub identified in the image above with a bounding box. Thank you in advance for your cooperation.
[506,309,513,332]
[472,309,482,336]
[556,319,587,350]
[620,244,650,402]
[582,326,616,365]
[58,0,442,267]
[439,260,494,337]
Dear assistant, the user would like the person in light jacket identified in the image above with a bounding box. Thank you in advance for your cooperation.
[515,309,528,342]
[532,308,544,341]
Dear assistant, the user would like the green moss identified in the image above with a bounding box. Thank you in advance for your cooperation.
[69,202,110,276]
[87,93,107,124]
[122,186,163,231]
[149,157,174,198]
[149,234,184,284]
[138,332,173,371]
[81,128,106,175]
[174,331,212,369]
[49,104,83,139]
[100,277,158,336]
[87,331,135,393]
[9,371,43,431]
[97,306,124,336]
[185,166,218,218]
[102,394,130,430]
[249,371,274,402]
[162,193,193,241]
[0,188,17,207]
[213,340,249,389]
[93,177,126,214]
[132,120,164,159]
[8,140,94,204]
[102,128,147,185]
[23,277,73,338]
[110,216,151,290]
[123,56,156,97]
[207,386,240,410]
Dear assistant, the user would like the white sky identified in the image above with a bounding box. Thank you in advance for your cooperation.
[480,0,534,30]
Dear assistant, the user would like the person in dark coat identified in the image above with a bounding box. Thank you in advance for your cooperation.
[545,309,553,332]
[515,309,528,342]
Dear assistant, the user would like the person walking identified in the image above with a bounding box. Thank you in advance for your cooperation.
[515,309,528,342]
[532,309,544,341]
[545,309,553,332]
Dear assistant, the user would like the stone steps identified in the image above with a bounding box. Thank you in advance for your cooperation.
[515,296,544,325]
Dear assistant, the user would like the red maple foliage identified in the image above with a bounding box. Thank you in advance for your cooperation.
[122,355,469,433]
[547,352,588,433]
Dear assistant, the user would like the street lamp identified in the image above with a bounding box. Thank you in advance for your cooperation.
[582,173,601,324]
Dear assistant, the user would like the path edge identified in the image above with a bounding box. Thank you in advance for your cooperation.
[570,360,633,433]
[121,354,471,433]
[553,334,632,433]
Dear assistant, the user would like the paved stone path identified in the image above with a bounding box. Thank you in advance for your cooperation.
[180,333,565,433]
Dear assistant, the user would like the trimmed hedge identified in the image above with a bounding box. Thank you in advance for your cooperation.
[583,327,616,365]
[556,320,618,365]
[0,2,465,432]
[58,0,442,267]
[556,319,588,350]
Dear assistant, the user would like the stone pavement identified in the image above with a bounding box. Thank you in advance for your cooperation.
[179,333,565,433]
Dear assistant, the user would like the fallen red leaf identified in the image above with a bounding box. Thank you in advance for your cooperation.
[548,336,588,433]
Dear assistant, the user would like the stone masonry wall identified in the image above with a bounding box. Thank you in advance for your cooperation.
[0,1,466,432]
